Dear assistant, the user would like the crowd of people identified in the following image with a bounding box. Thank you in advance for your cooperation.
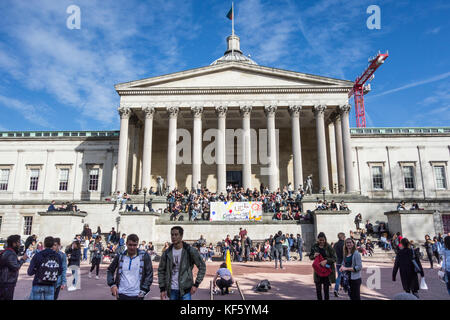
[47,200,81,213]
[1,225,449,301]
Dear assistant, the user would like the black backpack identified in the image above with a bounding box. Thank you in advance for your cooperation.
[36,252,60,285]
[256,279,271,292]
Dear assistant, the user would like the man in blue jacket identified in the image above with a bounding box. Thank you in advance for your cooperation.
[27,236,62,300]
[0,235,28,300]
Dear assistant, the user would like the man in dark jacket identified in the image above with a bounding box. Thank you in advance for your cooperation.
[24,234,37,252]
[333,232,346,297]
[27,236,62,300]
[158,226,206,300]
[0,235,28,300]
[296,234,304,261]
[107,234,153,300]
[273,231,285,269]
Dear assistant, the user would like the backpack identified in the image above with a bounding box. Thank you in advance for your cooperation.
[256,279,271,292]
[36,252,60,285]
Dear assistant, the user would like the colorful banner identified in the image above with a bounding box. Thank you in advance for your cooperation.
[210,202,263,221]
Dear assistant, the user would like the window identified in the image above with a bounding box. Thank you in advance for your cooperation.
[371,166,384,190]
[23,216,33,235]
[0,169,9,190]
[434,166,447,189]
[88,168,99,191]
[29,169,40,191]
[402,166,415,189]
[59,169,69,191]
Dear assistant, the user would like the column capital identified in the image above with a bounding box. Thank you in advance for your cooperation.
[313,104,327,116]
[329,112,341,123]
[191,106,204,118]
[142,105,156,119]
[118,107,132,119]
[215,105,228,118]
[288,105,302,116]
[166,106,179,118]
[264,104,277,116]
[239,105,252,117]
[339,104,351,114]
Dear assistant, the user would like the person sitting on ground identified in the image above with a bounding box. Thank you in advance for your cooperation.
[48,200,57,212]
[57,202,67,211]
[366,239,374,256]
[329,200,338,211]
[339,200,349,211]
[365,220,374,236]
[263,240,271,261]
[125,203,133,212]
[213,263,234,295]
[410,202,420,210]
[397,201,406,211]
[207,243,215,262]
[380,233,392,251]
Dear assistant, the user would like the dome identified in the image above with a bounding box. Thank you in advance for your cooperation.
[211,35,258,66]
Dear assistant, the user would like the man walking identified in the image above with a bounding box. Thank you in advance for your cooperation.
[158,226,206,300]
[0,235,28,300]
[27,236,62,300]
[296,234,304,261]
[333,232,346,297]
[107,234,153,300]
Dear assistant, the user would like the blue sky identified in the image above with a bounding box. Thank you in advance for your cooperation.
[0,0,449,131]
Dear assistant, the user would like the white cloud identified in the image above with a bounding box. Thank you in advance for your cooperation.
[0,95,53,128]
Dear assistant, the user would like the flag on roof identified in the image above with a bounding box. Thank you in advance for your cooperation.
[226,6,233,20]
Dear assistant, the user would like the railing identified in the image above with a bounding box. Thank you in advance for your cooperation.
[0,130,120,138]
[350,127,450,135]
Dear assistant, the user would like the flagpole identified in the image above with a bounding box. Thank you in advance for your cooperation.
[232,1,234,55]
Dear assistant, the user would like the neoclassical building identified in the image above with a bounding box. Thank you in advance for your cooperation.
[0,35,449,244]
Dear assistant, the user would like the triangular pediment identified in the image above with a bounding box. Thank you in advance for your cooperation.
[115,63,353,92]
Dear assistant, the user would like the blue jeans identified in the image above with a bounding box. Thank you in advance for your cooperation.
[298,247,303,261]
[335,264,342,292]
[286,246,291,261]
[83,248,88,260]
[191,210,198,220]
[170,290,191,300]
[29,285,55,300]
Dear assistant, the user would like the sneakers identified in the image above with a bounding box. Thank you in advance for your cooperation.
[96,276,99,280]
[88,272,92,279]
[67,287,76,292]
[334,291,339,297]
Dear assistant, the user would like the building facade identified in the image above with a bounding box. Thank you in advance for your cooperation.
[0,35,449,244]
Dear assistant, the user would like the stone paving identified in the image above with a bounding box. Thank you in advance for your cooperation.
[12,256,450,300]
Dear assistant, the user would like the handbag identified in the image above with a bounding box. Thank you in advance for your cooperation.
[312,254,332,277]
[420,277,428,290]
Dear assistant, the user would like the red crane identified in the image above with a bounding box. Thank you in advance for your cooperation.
[349,52,389,128]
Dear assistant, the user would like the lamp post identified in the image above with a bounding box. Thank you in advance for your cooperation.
[143,187,147,212]
[322,187,326,202]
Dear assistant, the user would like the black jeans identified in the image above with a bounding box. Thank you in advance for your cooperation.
[274,247,283,268]
[426,250,434,268]
[315,276,330,300]
[54,286,61,300]
[216,278,233,292]
[0,283,15,300]
[118,294,144,300]
[349,278,362,300]
[90,258,101,276]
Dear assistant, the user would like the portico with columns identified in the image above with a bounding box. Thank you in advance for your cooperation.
[113,34,357,195]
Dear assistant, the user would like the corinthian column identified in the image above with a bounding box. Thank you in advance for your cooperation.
[240,105,252,190]
[141,105,155,191]
[215,105,228,195]
[166,106,179,191]
[265,104,279,192]
[339,104,356,193]
[191,105,203,190]
[116,106,131,193]
[333,113,345,192]
[314,104,330,192]
[289,105,303,191]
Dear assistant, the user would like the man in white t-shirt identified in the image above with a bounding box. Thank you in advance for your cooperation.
[107,234,153,300]
[158,226,206,300]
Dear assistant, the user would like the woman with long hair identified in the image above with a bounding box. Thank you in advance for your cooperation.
[66,241,82,291]
[88,236,103,280]
[309,232,337,300]
[423,235,435,269]
[340,238,363,300]
[393,238,424,298]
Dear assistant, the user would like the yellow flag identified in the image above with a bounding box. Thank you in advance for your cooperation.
[226,249,232,275]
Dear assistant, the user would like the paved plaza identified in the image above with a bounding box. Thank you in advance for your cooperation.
[12,257,449,300]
